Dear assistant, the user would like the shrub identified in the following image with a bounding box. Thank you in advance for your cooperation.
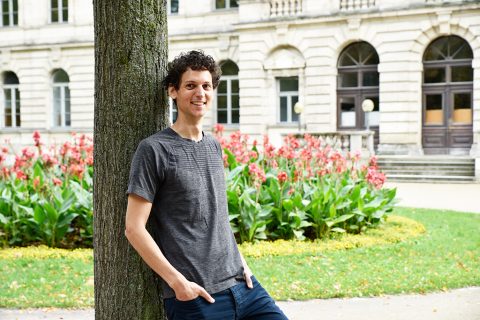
[214,124,396,243]
[0,132,93,247]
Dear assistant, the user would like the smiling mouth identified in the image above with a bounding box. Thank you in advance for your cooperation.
[191,101,206,106]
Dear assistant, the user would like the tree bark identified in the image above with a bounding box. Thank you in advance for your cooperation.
[93,1,168,319]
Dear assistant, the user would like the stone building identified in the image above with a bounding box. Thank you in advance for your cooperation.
[1,0,479,176]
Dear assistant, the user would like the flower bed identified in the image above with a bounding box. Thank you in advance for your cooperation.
[0,132,93,247]
[0,126,396,247]
[214,124,396,243]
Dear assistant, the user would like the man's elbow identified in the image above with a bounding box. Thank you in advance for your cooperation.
[124,223,141,242]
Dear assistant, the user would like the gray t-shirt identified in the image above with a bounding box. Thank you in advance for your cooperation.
[127,127,244,298]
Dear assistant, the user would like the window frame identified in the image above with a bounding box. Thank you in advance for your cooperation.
[215,0,238,10]
[50,0,68,23]
[216,75,239,125]
[337,42,379,130]
[277,77,299,123]
[168,0,179,15]
[3,84,20,128]
[1,0,18,27]
[52,77,71,127]
[168,97,177,124]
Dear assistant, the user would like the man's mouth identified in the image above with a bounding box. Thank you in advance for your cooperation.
[191,101,206,106]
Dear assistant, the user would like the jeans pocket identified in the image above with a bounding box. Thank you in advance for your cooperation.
[175,296,202,307]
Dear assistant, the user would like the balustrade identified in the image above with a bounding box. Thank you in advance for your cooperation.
[293,131,375,156]
[339,0,376,10]
[270,0,302,17]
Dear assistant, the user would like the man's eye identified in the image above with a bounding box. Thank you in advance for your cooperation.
[203,84,212,90]
[186,84,195,89]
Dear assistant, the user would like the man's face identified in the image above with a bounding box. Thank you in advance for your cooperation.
[169,68,213,121]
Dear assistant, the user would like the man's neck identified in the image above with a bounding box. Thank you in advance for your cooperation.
[171,120,203,142]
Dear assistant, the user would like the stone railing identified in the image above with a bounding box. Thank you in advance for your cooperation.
[270,0,302,17]
[293,131,375,156]
[339,0,376,11]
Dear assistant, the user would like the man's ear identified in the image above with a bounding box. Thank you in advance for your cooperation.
[168,85,177,99]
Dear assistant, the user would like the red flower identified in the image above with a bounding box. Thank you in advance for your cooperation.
[21,147,35,160]
[1,167,10,177]
[248,163,266,185]
[42,153,58,167]
[33,131,42,147]
[277,171,288,184]
[15,170,27,180]
[366,167,386,189]
[52,178,62,186]
[69,164,85,178]
[213,124,224,136]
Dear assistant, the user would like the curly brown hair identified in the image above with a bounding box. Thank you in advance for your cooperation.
[163,50,221,90]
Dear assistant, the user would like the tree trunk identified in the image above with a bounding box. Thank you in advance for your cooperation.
[93,1,168,319]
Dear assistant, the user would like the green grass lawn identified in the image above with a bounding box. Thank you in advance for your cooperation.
[252,207,480,300]
[0,207,479,308]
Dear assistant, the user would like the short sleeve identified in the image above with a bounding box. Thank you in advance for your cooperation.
[127,140,164,203]
[212,138,223,159]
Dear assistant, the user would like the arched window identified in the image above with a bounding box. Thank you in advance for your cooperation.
[52,69,71,127]
[337,41,379,145]
[217,60,239,124]
[422,35,473,153]
[3,71,20,127]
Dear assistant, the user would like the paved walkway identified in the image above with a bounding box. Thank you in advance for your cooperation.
[385,181,480,214]
[1,182,479,320]
[1,288,480,320]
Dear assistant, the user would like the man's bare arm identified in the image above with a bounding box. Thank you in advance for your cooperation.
[124,194,215,302]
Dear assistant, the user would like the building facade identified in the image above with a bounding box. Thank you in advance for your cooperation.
[1,0,479,162]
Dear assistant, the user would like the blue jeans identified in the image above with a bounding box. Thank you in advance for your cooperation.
[164,276,288,320]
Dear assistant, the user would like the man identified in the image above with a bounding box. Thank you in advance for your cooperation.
[125,50,288,320]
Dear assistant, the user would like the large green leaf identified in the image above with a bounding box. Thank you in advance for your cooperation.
[326,213,355,227]
[33,205,46,224]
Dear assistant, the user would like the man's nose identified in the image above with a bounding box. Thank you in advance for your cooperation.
[194,85,205,97]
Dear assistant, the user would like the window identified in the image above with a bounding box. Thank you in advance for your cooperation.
[423,35,473,84]
[1,0,18,27]
[51,0,68,23]
[422,35,474,152]
[3,71,20,127]
[168,0,179,14]
[217,60,239,124]
[169,97,177,124]
[215,0,238,9]
[278,77,299,123]
[52,69,71,127]
[337,41,379,129]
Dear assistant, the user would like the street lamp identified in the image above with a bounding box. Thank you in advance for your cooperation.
[294,102,304,133]
[362,99,374,131]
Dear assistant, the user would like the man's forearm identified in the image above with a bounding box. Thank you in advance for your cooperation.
[125,226,185,289]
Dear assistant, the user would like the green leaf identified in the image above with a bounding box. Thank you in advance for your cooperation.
[33,205,46,224]
[227,165,245,182]
[282,199,293,212]
[0,213,8,224]
[43,203,58,222]
[33,161,45,184]
[326,213,355,227]
[329,205,336,218]
[224,148,237,168]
